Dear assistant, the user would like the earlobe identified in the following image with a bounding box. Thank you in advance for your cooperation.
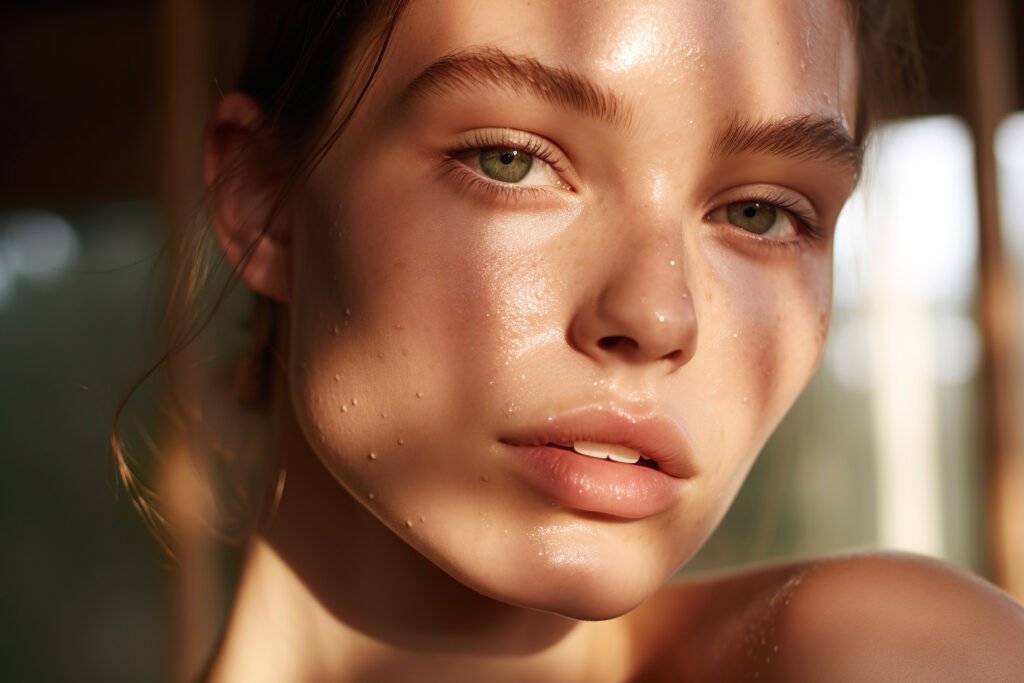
[204,93,292,302]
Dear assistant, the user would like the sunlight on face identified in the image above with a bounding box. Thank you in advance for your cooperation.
[286,0,858,619]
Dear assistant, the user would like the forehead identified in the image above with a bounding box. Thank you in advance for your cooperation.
[383,0,858,134]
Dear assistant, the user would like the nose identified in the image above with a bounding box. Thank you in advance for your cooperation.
[568,248,697,371]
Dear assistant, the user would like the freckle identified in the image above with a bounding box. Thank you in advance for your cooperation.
[415,391,423,398]
[367,451,377,460]
[351,398,358,406]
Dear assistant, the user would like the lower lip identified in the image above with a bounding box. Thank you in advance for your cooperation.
[502,444,688,519]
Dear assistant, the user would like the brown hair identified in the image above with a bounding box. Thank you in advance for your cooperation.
[113,0,922,549]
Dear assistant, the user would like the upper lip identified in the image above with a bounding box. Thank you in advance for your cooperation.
[499,405,697,479]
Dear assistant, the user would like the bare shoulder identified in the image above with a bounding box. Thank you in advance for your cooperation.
[628,553,1024,682]
[767,552,1024,682]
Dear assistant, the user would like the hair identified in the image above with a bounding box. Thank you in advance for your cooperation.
[113,0,923,551]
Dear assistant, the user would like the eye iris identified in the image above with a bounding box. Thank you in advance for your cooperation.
[480,148,533,182]
[726,201,777,234]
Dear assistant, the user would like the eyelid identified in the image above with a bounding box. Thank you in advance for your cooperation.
[705,185,821,237]
[445,128,578,192]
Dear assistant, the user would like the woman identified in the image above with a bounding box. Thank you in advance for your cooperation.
[141,0,1024,679]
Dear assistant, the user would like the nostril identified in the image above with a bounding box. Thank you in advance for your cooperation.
[597,335,639,353]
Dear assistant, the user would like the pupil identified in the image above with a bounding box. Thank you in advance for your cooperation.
[500,151,517,165]
[743,205,758,218]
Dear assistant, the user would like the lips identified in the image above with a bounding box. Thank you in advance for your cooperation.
[498,406,696,518]
[500,407,696,479]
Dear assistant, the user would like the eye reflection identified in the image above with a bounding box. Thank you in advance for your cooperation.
[726,201,783,235]
[480,148,534,182]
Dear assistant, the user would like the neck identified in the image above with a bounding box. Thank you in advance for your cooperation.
[207,396,631,683]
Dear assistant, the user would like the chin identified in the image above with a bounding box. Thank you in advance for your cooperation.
[436,534,676,621]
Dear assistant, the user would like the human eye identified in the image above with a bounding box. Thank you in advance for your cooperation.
[445,128,575,200]
[706,186,820,241]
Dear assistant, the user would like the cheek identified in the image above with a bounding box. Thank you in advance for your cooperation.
[687,240,832,460]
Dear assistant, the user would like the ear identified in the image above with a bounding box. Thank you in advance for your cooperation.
[204,93,292,302]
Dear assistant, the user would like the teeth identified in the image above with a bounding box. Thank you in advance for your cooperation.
[572,441,643,464]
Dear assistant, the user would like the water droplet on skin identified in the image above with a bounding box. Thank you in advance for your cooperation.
[394,323,403,330]
[480,474,490,483]
[405,519,413,528]
[368,492,376,500]
[341,405,347,413]
[351,398,358,407]
[333,374,340,382]
[669,260,677,267]
[378,351,384,360]
[345,308,352,316]
[332,325,339,335]
[397,438,405,446]
[381,412,388,418]
[742,396,749,404]
[367,452,377,460]
[773,645,779,653]
[415,391,423,398]
[418,515,425,523]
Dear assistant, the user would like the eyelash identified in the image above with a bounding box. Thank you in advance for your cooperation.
[710,188,822,240]
[442,130,574,203]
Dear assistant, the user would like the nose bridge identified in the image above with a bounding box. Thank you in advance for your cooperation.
[569,213,697,369]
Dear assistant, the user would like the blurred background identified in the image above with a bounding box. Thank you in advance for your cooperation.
[2,0,1024,680]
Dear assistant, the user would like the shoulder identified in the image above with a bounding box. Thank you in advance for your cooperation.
[630,553,1024,682]
[750,552,1024,682]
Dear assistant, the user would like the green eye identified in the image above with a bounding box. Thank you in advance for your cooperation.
[726,201,779,234]
[480,148,533,183]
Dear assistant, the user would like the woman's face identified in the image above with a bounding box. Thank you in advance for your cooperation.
[286,0,858,619]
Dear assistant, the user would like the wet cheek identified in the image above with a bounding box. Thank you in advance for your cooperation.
[692,248,831,447]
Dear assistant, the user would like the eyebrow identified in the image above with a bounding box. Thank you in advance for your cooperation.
[712,115,862,175]
[402,46,631,128]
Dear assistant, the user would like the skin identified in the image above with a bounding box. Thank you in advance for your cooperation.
[202,0,1024,680]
